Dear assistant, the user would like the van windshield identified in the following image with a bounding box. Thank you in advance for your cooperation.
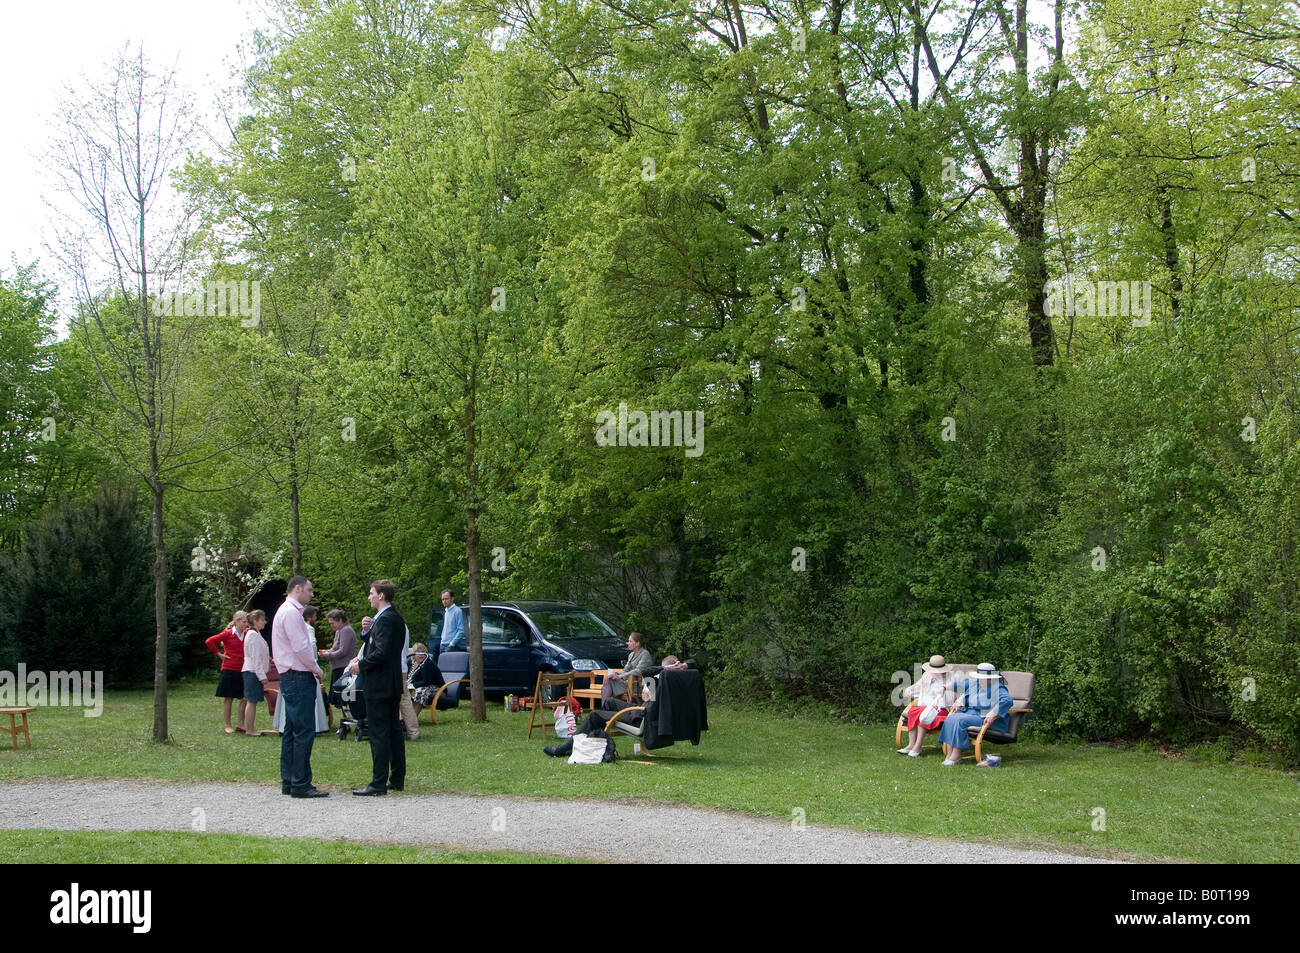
[528,609,618,641]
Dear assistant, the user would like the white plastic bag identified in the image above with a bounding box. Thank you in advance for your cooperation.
[553,704,576,738]
[567,733,606,765]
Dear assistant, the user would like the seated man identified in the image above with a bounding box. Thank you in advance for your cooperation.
[937,662,1013,766]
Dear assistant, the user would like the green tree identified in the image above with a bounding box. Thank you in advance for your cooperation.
[347,47,568,719]
[47,47,245,741]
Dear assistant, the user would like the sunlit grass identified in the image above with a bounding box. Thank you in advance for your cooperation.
[2,680,1297,862]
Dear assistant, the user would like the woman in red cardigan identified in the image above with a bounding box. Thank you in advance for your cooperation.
[206,611,249,733]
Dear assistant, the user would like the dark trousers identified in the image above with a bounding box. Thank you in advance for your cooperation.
[578,699,635,734]
[279,670,318,793]
[365,692,406,788]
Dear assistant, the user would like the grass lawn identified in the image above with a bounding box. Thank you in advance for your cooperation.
[2,680,1296,862]
[0,829,575,863]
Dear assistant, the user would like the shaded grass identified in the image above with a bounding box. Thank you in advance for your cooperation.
[2,680,1297,862]
[0,829,577,863]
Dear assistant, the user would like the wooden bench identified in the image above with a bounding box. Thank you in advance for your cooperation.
[0,707,35,750]
[570,669,610,709]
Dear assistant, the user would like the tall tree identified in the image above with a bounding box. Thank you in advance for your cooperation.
[46,46,243,741]
[911,0,1087,366]
[347,47,568,719]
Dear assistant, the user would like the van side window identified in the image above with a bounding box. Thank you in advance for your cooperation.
[501,613,529,645]
[480,610,509,645]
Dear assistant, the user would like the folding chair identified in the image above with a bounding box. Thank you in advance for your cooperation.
[525,671,575,739]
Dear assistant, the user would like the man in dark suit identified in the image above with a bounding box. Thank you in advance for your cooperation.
[348,579,406,795]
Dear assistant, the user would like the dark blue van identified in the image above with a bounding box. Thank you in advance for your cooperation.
[429,601,628,700]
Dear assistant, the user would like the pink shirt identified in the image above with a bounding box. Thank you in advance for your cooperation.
[242,628,270,682]
[271,596,321,676]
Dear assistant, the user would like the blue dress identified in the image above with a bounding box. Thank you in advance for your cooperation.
[938,677,1014,751]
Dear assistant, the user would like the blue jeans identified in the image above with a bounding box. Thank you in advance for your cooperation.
[279,670,318,792]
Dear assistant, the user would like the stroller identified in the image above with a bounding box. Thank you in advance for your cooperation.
[330,670,368,741]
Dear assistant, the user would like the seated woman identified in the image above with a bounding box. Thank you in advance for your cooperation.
[600,631,653,703]
[937,663,1014,766]
[408,643,445,717]
[898,654,957,757]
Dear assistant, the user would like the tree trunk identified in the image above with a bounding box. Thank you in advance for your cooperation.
[1023,211,1055,366]
[465,383,486,721]
[289,440,302,575]
[466,505,485,722]
[151,477,169,742]
[1158,187,1183,323]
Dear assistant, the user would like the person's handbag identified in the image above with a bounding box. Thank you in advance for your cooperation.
[554,704,577,738]
[918,704,942,728]
[567,732,612,765]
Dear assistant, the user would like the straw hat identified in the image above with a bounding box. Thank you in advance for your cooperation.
[921,654,949,674]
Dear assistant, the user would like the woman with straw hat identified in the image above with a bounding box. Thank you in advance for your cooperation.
[898,654,959,757]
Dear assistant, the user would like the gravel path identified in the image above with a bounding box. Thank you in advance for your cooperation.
[0,779,1114,863]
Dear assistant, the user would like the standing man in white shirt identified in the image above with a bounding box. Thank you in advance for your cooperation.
[272,576,327,798]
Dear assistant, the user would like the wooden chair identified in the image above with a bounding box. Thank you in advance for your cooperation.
[604,703,654,757]
[422,679,468,725]
[525,671,575,739]
[940,671,1035,764]
[603,669,706,757]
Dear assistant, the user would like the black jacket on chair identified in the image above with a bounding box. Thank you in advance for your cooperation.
[643,668,708,749]
[359,606,406,700]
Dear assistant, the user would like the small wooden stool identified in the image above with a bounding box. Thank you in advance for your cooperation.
[0,707,35,750]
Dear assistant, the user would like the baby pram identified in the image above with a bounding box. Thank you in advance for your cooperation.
[329,670,368,741]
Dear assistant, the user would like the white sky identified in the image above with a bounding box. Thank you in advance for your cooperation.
[0,0,266,284]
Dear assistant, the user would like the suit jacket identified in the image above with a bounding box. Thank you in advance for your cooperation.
[359,605,406,700]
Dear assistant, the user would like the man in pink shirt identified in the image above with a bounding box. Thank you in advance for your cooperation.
[272,576,327,798]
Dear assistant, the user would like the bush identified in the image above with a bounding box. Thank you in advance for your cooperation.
[0,488,155,686]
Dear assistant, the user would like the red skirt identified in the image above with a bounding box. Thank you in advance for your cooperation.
[906,706,949,731]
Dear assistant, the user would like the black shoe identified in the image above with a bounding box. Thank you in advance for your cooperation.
[387,781,404,792]
[353,784,387,796]
[282,786,291,795]
[543,740,573,757]
[290,787,329,799]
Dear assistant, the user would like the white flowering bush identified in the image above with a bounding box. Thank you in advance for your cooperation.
[190,513,287,622]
